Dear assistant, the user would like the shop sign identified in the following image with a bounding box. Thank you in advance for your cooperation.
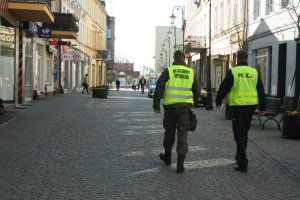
[62,51,81,61]
[0,34,15,43]
[39,24,51,38]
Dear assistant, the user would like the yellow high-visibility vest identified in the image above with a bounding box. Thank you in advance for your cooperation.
[228,66,259,106]
[164,65,194,105]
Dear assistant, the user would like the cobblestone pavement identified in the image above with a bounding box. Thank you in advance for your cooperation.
[0,89,299,200]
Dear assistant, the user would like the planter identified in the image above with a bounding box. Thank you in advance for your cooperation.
[92,87,108,98]
[282,114,300,139]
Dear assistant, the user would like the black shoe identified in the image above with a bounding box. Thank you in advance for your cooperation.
[159,152,171,165]
[234,165,248,173]
[177,154,185,173]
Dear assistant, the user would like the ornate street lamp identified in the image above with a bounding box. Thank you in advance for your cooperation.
[162,38,170,66]
[170,6,185,51]
[169,25,177,50]
[160,49,168,70]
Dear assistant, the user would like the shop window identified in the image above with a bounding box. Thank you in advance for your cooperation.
[46,59,51,84]
[254,47,272,94]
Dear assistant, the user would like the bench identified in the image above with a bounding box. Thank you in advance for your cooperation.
[254,97,282,130]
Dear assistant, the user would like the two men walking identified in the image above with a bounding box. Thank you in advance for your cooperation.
[154,50,266,174]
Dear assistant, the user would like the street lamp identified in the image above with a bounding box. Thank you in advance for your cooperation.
[160,49,168,70]
[206,0,213,110]
[170,5,185,51]
[162,38,170,66]
[169,25,177,50]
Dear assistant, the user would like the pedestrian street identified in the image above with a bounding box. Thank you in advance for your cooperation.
[0,90,299,200]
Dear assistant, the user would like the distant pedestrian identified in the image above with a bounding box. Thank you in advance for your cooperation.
[153,50,199,173]
[115,79,120,91]
[132,80,137,91]
[138,76,147,93]
[216,50,266,173]
[82,74,89,94]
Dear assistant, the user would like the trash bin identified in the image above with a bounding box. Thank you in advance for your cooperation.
[282,114,300,139]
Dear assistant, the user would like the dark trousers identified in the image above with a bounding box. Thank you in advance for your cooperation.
[231,106,256,167]
[163,107,189,155]
[82,83,89,93]
[141,85,145,93]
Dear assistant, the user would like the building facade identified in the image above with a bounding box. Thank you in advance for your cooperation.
[0,0,109,108]
[0,0,55,105]
[247,0,300,101]
[185,0,299,103]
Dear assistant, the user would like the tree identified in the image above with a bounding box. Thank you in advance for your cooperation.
[107,70,118,87]
[126,75,133,87]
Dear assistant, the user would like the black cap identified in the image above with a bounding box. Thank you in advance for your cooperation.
[174,50,185,57]
[237,51,248,59]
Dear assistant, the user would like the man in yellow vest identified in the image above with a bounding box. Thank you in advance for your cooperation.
[153,50,199,173]
[216,51,266,173]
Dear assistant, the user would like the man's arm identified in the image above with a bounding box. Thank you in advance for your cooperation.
[256,74,266,111]
[192,76,200,104]
[153,70,169,112]
[215,70,234,108]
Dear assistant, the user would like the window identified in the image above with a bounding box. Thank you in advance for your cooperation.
[253,0,260,20]
[220,2,224,32]
[46,59,51,84]
[266,0,273,15]
[281,0,289,8]
[227,0,231,30]
[107,28,112,39]
[254,47,272,94]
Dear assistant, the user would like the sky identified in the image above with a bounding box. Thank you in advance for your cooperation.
[105,0,186,71]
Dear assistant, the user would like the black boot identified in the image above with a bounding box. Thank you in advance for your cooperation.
[159,151,171,165]
[177,154,186,173]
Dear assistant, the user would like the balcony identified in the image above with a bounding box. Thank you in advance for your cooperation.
[51,13,79,39]
[185,36,207,53]
[7,0,54,23]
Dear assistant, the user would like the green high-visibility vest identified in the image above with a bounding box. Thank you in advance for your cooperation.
[228,66,259,106]
[164,65,194,105]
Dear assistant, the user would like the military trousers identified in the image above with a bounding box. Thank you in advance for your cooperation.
[231,106,256,167]
[163,107,189,155]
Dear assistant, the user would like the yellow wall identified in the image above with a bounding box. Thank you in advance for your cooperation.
[84,0,107,87]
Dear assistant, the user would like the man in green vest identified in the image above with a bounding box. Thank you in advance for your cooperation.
[216,50,266,173]
[153,50,199,173]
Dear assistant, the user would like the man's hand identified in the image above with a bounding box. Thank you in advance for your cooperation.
[154,109,160,113]
[257,110,265,116]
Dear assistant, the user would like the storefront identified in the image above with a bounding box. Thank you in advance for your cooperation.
[0,17,16,103]
[253,47,272,95]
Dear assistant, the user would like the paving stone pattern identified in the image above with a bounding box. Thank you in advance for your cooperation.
[0,90,299,200]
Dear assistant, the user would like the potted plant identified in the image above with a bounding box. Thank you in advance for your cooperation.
[282,110,300,139]
[92,85,109,98]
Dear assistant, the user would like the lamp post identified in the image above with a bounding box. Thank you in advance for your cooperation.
[170,5,185,51]
[162,38,170,66]
[160,49,168,70]
[206,0,213,110]
[169,25,177,50]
